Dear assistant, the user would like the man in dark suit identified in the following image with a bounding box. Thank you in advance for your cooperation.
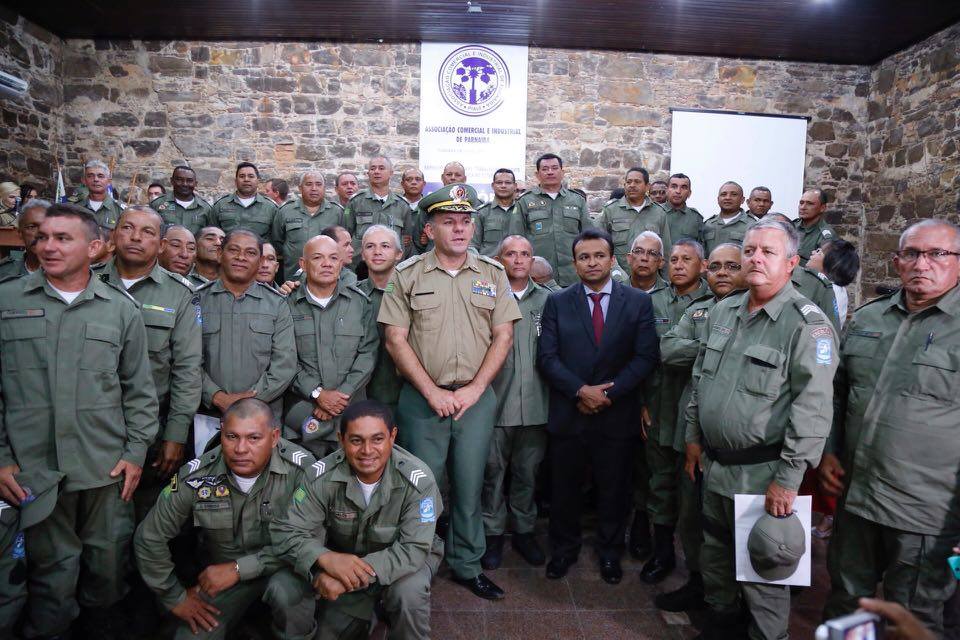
[537,228,660,584]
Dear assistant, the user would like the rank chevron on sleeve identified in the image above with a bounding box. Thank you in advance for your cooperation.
[312,460,325,478]
[410,469,426,487]
[188,458,201,473]
[291,450,308,465]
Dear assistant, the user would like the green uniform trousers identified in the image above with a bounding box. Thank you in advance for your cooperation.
[632,439,651,514]
[317,551,440,640]
[646,442,703,572]
[0,533,26,636]
[396,383,495,579]
[22,483,133,638]
[173,568,315,640]
[481,425,547,536]
[701,490,790,640]
[825,507,956,635]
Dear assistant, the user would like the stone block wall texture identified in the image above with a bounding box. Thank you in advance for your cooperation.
[1,12,957,298]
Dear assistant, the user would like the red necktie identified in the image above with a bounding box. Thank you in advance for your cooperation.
[589,292,605,344]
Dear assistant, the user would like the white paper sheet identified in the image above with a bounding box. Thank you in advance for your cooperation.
[734,494,812,586]
[193,414,221,455]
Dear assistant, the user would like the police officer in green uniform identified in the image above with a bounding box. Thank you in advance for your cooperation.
[683,218,838,640]
[0,469,63,636]
[597,167,672,274]
[508,153,594,287]
[822,219,960,634]
[793,188,837,266]
[206,162,278,243]
[746,186,774,219]
[0,198,47,279]
[657,243,745,613]
[640,238,710,584]
[0,204,160,638]
[699,181,757,256]
[663,173,703,243]
[531,256,561,292]
[272,171,345,282]
[72,159,124,230]
[189,226,225,287]
[197,230,297,428]
[151,166,211,236]
[472,168,519,257]
[626,231,668,293]
[357,225,406,414]
[285,235,378,458]
[93,206,203,522]
[379,183,521,600]
[344,157,415,262]
[272,400,443,639]
[135,399,316,640]
[480,236,550,571]
[159,225,198,279]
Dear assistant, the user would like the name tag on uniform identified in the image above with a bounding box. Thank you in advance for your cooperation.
[654,317,670,325]
[472,280,497,297]
[333,510,357,521]
[143,304,176,314]
[849,329,881,338]
[1,309,44,319]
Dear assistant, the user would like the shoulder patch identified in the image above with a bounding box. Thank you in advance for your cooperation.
[821,229,833,238]
[476,254,506,270]
[395,253,426,272]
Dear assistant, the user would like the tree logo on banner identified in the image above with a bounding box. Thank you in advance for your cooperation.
[438,45,510,117]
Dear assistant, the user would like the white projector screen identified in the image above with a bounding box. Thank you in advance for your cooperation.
[669,109,809,221]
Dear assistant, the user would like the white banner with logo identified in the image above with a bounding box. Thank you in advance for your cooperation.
[419,42,529,201]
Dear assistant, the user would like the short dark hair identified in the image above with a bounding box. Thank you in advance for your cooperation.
[669,173,691,188]
[236,162,260,179]
[147,182,166,194]
[750,186,772,197]
[172,165,196,178]
[45,203,99,241]
[222,229,263,255]
[222,397,275,428]
[335,172,358,187]
[340,399,395,435]
[625,167,650,184]
[650,180,668,189]
[492,168,516,182]
[572,228,614,258]
[268,178,289,200]
[822,239,859,287]
[535,153,563,170]
[321,225,349,242]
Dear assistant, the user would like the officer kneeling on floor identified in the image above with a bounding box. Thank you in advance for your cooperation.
[134,398,317,640]
[271,400,444,640]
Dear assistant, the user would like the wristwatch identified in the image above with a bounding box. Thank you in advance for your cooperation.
[311,386,323,399]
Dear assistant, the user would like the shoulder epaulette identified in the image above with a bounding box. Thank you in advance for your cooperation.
[100,278,140,306]
[255,281,285,297]
[159,267,195,291]
[178,449,219,480]
[793,298,829,324]
[213,193,234,205]
[348,190,367,203]
[568,188,587,200]
[396,253,426,272]
[193,279,217,293]
[477,254,505,270]
[392,450,433,493]
[854,289,898,312]
[346,282,370,299]
[804,267,834,287]
[309,450,340,480]
[691,291,715,304]
[277,439,316,469]
[0,273,22,284]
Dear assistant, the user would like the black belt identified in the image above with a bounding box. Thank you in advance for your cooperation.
[439,384,467,391]
[704,442,782,466]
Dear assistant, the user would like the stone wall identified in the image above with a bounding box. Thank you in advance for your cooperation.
[861,23,960,295]
[0,12,63,192]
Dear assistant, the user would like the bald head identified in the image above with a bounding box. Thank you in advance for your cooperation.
[442,161,466,185]
[301,234,342,289]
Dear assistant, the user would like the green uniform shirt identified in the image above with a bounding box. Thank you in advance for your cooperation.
[685,283,838,497]
[271,445,443,596]
[647,279,711,447]
[471,201,516,257]
[596,197,672,274]
[343,190,415,262]
[149,193,211,237]
[539,278,562,292]
[134,441,315,609]
[792,266,840,329]
[0,254,28,279]
[699,210,757,256]
[508,186,593,287]
[286,280,379,436]
[94,260,202,444]
[357,279,404,406]
[197,280,296,412]
[0,270,159,491]
[271,199,345,281]
[493,280,550,427]
[831,285,960,536]
[206,193,278,242]
[794,217,837,265]
[73,195,123,230]
[664,205,704,245]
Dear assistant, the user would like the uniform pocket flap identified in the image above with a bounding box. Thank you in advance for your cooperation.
[367,524,399,544]
[143,310,176,329]
[410,293,441,311]
[285,219,305,229]
[249,319,274,334]
[1,320,45,340]
[335,322,365,337]
[743,344,783,368]
[912,346,960,372]
[705,332,729,351]
[527,209,550,222]
[610,219,632,232]
[85,323,121,345]
[843,336,878,357]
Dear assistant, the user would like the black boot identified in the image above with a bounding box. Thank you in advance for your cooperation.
[693,607,749,640]
[654,571,706,611]
[640,524,676,583]
[628,510,652,559]
[481,534,504,570]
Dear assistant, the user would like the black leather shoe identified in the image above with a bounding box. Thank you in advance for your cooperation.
[641,524,676,584]
[545,556,576,580]
[654,572,706,611]
[453,573,506,600]
[512,533,546,566]
[599,558,623,585]
[629,511,652,559]
[481,535,504,570]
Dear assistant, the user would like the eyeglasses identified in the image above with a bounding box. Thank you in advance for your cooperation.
[629,248,662,258]
[706,262,743,273]
[893,249,960,263]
